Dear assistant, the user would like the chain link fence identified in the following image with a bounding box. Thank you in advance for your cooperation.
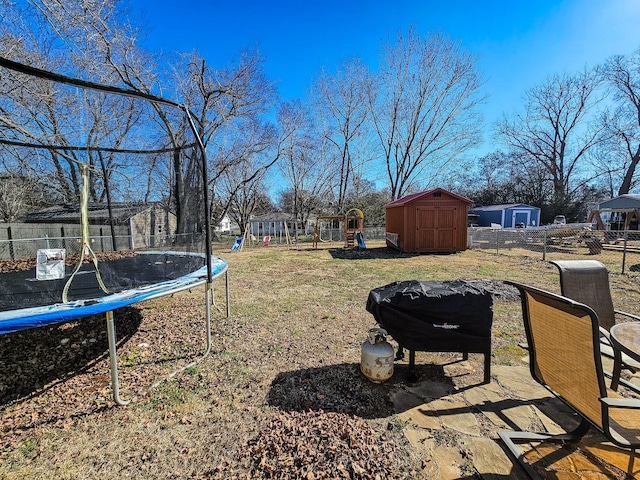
[0,233,199,261]
[312,225,386,243]
[468,226,640,275]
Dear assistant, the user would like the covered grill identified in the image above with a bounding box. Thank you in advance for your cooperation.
[366,280,493,383]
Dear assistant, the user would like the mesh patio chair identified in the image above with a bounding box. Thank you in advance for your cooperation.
[501,282,640,479]
[550,260,640,389]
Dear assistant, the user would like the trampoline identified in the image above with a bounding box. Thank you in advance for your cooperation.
[0,251,229,405]
[0,57,231,406]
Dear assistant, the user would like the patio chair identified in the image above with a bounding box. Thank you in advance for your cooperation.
[550,260,640,388]
[501,282,640,479]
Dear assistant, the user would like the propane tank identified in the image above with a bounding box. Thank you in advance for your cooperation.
[360,328,394,383]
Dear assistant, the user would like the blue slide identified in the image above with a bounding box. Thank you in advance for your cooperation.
[355,231,366,249]
[231,237,243,250]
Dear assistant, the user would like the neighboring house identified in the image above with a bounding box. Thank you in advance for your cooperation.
[384,188,472,253]
[215,214,234,233]
[22,202,176,249]
[469,204,541,228]
[588,194,640,230]
[247,213,313,238]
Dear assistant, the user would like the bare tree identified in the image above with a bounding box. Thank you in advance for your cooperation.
[312,59,372,213]
[497,69,606,205]
[277,99,331,237]
[368,29,484,201]
[221,163,269,236]
[0,171,47,221]
[602,48,640,195]
[0,1,148,207]
[26,0,279,239]
[172,52,277,235]
[213,118,280,234]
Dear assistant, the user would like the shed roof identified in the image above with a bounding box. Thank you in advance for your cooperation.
[598,194,640,210]
[22,202,168,224]
[385,188,473,208]
[470,203,540,212]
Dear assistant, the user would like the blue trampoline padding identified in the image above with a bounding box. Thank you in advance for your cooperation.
[0,252,228,335]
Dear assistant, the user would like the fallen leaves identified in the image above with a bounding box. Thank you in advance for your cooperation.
[243,409,411,479]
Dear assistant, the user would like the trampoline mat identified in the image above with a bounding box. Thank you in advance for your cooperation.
[0,252,206,312]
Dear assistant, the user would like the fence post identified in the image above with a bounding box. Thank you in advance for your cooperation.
[495,229,499,255]
[543,230,547,261]
[7,226,14,261]
[129,218,134,250]
[61,226,66,251]
[622,230,628,275]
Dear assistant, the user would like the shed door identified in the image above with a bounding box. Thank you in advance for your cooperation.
[415,207,456,252]
[512,210,530,228]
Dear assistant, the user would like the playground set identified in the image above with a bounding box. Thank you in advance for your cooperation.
[312,208,366,249]
[231,209,366,251]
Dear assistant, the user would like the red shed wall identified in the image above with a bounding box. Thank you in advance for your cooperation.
[385,205,405,250]
[385,192,470,253]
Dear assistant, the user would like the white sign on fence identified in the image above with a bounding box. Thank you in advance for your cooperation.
[36,249,66,280]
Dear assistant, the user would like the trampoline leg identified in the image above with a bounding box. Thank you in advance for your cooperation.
[202,283,212,359]
[106,310,130,406]
[210,270,230,318]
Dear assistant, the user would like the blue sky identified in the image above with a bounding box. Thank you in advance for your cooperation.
[131,0,640,152]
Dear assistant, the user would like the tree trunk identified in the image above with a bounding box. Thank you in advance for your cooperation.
[618,145,640,195]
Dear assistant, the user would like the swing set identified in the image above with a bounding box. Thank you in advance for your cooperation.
[232,220,294,251]
[312,208,365,249]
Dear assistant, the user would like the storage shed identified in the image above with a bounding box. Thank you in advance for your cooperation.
[469,203,541,228]
[385,188,472,253]
[22,202,176,249]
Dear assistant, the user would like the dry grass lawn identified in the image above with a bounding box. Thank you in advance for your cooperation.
[1,240,638,478]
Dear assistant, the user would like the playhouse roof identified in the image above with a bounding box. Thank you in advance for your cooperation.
[385,188,473,208]
[598,194,640,210]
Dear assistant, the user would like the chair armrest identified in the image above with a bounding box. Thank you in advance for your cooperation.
[615,310,640,322]
[600,397,640,410]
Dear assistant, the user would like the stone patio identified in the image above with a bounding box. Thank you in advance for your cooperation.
[389,357,640,479]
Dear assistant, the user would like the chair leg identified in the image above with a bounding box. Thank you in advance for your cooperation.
[604,369,640,395]
[499,418,591,479]
[611,349,624,391]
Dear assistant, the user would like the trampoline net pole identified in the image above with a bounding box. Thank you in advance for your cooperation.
[226,270,230,317]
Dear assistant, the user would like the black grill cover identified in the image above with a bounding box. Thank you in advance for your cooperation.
[366,280,493,353]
